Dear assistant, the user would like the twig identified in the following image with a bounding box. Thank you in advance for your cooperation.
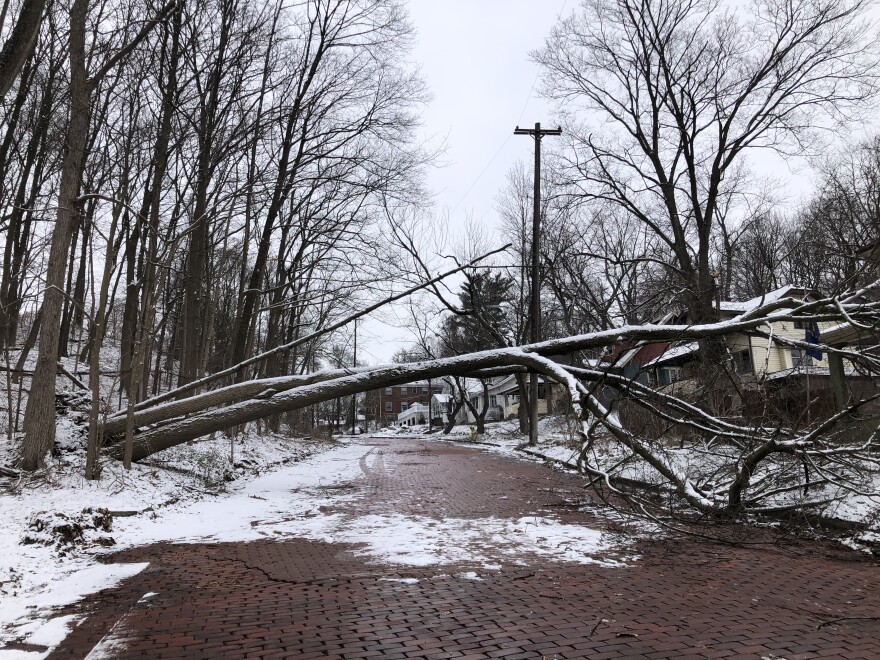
[57,362,88,391]
[817,616,880,629]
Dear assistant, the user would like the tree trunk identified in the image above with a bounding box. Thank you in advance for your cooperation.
[85,196,123,479]
[178,3,229,389]
[443,396,463,434]
[0,57,53,349]
[515,373,529,434]
[19,0,90,470]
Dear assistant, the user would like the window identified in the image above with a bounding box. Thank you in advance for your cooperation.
[658,366,681,386]
[384,387,392,395]
[400,386,408,395]
[384,401,392,412]
[793,320,804,330]
[400,402,408,412]
[733,350,752,374]
[791,348,812,368]
[490,395,498,407]
[422,386,429,394]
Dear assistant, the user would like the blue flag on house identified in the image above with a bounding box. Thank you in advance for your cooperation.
[805,321,822,361]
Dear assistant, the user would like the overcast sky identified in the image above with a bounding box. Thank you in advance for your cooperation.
[358,0,572,364]
[406,0,570,226]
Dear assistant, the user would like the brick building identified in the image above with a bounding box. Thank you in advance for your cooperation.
[371,380,433,426]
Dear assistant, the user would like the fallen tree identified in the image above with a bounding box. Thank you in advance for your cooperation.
[98,288,880,520]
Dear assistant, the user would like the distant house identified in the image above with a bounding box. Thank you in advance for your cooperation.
[451,374,556,424]
[397,402,430,427]
[371,380,434,427]
[430,392,453,425]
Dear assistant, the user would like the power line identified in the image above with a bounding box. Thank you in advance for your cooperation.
[449,135,513,214]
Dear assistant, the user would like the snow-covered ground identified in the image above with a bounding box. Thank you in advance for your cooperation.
[394,417,880,539]
[0,421,632,659]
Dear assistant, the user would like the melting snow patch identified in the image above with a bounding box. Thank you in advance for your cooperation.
[456,572,482,581]
[275,513,633,567]
[12,614,77,649]
[379,577,419,585]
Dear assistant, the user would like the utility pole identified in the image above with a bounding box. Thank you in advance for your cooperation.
[514,122,561,446]
[350,319,357,435]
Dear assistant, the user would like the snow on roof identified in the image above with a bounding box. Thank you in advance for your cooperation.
[397,402,429,421]
[613,346,641,368]
[764,365,831,381]
[643,341,699,367]
[820,321,870,345]
[431,393,451,403]
[720,284,810,315]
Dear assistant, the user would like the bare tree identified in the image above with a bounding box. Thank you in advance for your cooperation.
[535,0,880,329]
[0,0,47,99]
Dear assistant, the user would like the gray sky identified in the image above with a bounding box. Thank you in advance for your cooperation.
[358,0,572,364]
[407,0,570,226]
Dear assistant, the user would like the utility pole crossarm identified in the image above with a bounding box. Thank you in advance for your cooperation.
[513,125,562,137]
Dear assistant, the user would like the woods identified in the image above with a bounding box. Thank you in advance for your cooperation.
[0,0,429,472]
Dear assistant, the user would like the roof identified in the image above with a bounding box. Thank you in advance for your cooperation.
[643,342,699,367]
[719,285,814,315]
[821,322,856,346]
[397,402,429,421]
[765,365,831,381]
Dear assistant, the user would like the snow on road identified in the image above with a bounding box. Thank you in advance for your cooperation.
[1,435,632,658]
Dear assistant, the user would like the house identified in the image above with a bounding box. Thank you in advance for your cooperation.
[814,244,880,411]
[397,402,430,427]
[604,285,855,417]
[430,392,453,426]
[449,374,556,424]
[371,380,437,427]
[609,286,834,380]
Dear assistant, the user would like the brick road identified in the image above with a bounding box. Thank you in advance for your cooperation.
[45,437,880,659]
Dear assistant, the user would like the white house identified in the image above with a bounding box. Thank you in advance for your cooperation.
[397,402,430,427]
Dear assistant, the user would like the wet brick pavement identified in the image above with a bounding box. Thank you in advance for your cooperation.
[45,437,880,659]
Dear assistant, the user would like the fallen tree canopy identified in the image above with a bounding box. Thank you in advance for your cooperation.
[101,290,880,519]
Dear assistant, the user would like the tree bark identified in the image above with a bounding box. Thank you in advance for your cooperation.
[0,0,46,100]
